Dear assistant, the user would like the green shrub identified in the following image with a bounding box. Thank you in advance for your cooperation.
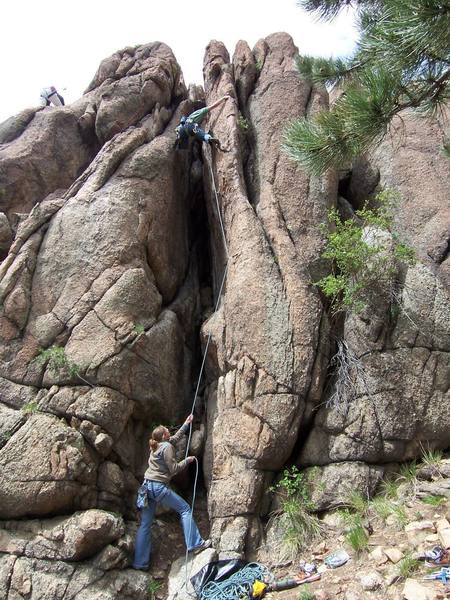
[37,346,79,377]
[380,478,399,499]
[134,323,145,335]
[22,400,39,414]
[147,579,161,599]
[298,586,315,600]
[420,446,443,467]
[397,461,418,484]
[392,504,408,527]
[421,495,447,507]
[36,346,93,387]
[347,491,368,516]
[272,466,322,554]
[237,113,249,133]
[397,554,420,579]
[315,189,415,313]
[345,518,369,553]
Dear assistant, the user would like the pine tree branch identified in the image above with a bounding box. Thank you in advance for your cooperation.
[397,69,450,110]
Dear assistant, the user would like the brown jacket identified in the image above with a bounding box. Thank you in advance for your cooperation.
[144,423,189,484]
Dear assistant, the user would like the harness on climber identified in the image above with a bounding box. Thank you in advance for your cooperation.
[174,95,230,151]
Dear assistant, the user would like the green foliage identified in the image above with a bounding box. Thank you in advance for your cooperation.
[280,496,323,554]
[370,496,394,521]
[298,586,315,600]
[421,495,447,507]
[237,113,249,133]
[391,504,408,527]
[315,189,414,313]
[287,1,450,173]
[299,0,376,21]
[347,491,368,515]
[369,491,407,526]
[273,466,322,554]
[37,346,80,378]
[340,511,369,553]
[296,55,353,87]
[255,58,263,72]
[394,243,416,265]
[2,430,12,441]
[420,446,443,467]
[22,400,39,414]
[36,345,93,387]
[397,554,420,579]
[134,323,145,335]
[147,579,161,599]
[380,478,399,500]
[443,139,450,158]
[273,466,315,510]
[397,461,418,484]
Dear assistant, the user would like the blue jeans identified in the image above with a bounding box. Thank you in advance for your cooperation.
[133,480,203,569]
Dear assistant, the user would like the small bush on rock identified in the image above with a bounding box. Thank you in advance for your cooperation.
[36,345,93,387]
[271,466,322,555]
[315,189,415,314]
[22,400,39,414]
[397,554,420,579]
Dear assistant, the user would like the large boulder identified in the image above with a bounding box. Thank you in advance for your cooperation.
[0,413,97,519]
[0,509,124,561]
[0,554,149,600]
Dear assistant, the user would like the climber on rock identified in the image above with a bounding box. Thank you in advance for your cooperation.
[40,86,65,107]
[132,414,211,570]
[175,95,231,151]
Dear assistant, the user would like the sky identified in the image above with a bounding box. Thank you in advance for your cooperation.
[0,0,358,123]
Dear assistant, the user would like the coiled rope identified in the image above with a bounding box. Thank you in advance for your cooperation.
[183,145,229,594]
[199,563,272,600]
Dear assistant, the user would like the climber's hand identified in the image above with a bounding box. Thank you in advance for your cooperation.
[185,414,194,425]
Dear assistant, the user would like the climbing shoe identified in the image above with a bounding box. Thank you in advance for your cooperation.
[192,539,212,554]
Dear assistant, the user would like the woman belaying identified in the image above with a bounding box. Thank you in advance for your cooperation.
[132,414,211,570]
[174,95,231,150]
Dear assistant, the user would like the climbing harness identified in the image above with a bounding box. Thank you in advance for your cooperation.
[183,145,229,595]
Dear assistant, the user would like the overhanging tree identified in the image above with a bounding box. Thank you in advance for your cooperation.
[284,0,450,175]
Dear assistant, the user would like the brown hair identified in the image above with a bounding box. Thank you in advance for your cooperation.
[149,425,167,452]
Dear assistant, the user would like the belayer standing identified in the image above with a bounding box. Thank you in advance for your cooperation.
[175,95,230,150]
[132,414,211,570]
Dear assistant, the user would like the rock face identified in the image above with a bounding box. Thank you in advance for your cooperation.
[299,111,450,494]
[0,32,449,599]
[200,33,335,553]
[0,42,200,598]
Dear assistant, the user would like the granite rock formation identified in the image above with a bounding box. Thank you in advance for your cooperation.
[0,33,448,599]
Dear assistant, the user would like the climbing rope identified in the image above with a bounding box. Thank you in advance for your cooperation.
[183,145,229,594]
[199,563,272,600]
[184,145,228,457]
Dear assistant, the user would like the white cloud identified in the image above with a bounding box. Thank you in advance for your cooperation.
[0,0,358,123]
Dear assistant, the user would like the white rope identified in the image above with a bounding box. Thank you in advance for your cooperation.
[183,145,229,593]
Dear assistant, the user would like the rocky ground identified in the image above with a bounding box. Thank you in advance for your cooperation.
[256,459,450,600]
[161,457,450,599]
